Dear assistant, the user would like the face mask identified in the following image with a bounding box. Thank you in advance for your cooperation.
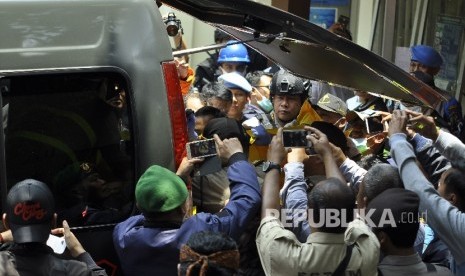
[257,97,273,113]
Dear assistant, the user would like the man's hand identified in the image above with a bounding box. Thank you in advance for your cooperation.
[0,230,13,243]
[176,156,204,178]
[304,126,331,156]
[175,58,189,80]
[267,128,290,164]
[51,220,86,258]
[214,134,243,163]
[330,143,346,167]
[366,132,386,153]
[287,148,308,163]
[405,110,439,140]
[388,110,409,137]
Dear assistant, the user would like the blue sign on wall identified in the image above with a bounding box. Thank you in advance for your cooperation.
[309,7,337,29]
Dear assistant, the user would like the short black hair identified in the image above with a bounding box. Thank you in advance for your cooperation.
[357,154,388,170]
[443,168,465,212]
[194,106,225,119]
[307,178,355,233]
[362,164,403,203]
[374,224,419,249]
[179,231,238,276]
[200,82,232,103]
[245,70,272,87]
[310,121,349,154]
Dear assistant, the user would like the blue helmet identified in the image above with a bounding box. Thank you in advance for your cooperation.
[217,40,250,64]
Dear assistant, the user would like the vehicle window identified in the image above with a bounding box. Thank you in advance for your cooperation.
[1,72,134,227]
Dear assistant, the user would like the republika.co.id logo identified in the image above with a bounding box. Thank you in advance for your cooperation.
[265,208,427,228]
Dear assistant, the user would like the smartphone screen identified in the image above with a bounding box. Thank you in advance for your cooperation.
[282,130,309,148]
[365,116,384,134]
[186,139,217,159]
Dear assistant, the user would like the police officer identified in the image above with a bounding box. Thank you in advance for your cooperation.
[410,45,463,137]
[245,69,321,162]
[268,69,320,128]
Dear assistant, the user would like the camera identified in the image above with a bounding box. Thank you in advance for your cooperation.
[163,12,183,37]
[279,78,289,93]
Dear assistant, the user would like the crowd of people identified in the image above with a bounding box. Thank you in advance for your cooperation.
[0,26,464,276]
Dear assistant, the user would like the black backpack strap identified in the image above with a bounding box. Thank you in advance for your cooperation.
[332,244,354,276]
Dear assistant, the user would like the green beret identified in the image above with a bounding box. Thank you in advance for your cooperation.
[136,165,188,213]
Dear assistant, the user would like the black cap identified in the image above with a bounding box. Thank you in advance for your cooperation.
[203,117,249,153]
[367,188,419,230]
[270,69,305,96]
[7,179,55,243]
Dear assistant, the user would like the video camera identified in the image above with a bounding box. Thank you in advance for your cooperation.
[163,12,183,37]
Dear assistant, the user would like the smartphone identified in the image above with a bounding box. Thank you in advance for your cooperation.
[186,139,217,159]
[365,115,384,134]
[46,234,66,254]
[282,129,311,148]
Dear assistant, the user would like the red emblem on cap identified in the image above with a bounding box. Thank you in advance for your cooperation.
[14,202,47,221]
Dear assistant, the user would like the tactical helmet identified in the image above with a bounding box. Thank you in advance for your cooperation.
[270,69,307,102]
[217,40,250,64]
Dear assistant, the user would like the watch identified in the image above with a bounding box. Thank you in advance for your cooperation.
[262,161,281,173]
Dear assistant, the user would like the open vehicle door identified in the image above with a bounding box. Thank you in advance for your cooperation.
[162,0,445,108]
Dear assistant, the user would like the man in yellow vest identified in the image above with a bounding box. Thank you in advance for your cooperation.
[245,69,321,163]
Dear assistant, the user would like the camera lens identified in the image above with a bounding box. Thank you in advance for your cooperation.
[166,23,179,36]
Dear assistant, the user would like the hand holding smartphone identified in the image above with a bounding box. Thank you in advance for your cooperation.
[186,138,218,159]
[365,115,385,134]
[282,129,312,148]
[46,234,66,254]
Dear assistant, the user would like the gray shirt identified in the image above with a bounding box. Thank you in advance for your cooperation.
[390,132,465,275]
[379,253,451,276]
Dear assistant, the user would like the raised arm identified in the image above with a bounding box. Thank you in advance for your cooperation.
[280,149,311,242]
[182,134,261,242]
[407,109,465,170]
[261,128,288,219]
[305,126,345,184]
[389,110,465,266]
[408,133,451,187]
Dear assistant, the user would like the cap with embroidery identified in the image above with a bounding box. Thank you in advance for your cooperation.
[316,93,347,117]
[219,72,252,93]
[7,179,55,243]
[410,45,443,68]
